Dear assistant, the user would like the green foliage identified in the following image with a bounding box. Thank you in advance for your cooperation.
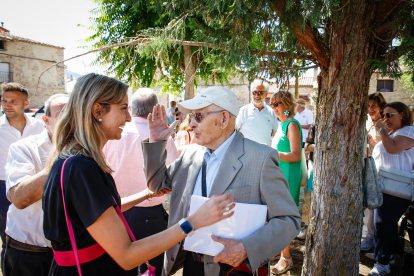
[401,51,414,94]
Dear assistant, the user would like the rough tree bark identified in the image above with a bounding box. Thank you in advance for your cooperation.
[301,2,374,275]
[183,45,196,100]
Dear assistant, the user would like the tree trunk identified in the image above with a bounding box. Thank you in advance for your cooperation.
[183,45,196,100]
[302,2,374,275]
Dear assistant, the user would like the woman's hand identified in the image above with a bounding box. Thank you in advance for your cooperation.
[187,194,235,230]
[374,118,386,130]
[368,134,377,147]
[148,188,171,198]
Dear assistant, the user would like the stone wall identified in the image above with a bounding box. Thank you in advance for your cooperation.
[0,40,65,108]
[368,73,414,105]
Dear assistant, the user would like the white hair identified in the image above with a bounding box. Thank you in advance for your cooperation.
[131,88,158,117]
[250,79,269,92]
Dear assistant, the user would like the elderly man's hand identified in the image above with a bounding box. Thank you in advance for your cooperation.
[212,236,248,267]
[148,104,179,142]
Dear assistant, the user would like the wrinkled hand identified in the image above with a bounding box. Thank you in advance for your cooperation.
[148,104,179,142]
[368,134,377,147]
[212,236,248,267]
[188,194,235,230]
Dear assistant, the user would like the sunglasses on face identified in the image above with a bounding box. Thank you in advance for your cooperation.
[383,112,399,118]
[270,101,282,108]
[189,110,226,123]
[252,91,265,96]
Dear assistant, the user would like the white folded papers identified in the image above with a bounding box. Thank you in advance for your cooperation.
[183,195,267,256]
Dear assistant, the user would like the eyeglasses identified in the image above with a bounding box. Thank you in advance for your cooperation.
[189,110,226,123]
[270,101,282,108]
[383,112,399,118]
[252,91,265,96]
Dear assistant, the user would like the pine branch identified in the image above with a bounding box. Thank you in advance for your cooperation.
[374,0,405,26]
[271,0,329,69]
[36,37,314,93]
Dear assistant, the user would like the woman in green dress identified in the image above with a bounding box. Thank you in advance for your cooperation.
[270,91,302,275]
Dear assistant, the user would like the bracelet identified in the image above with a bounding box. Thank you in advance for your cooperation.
[147,190,153,201]
[379,127,386,133]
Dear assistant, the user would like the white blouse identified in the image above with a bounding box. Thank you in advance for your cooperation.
[373,126,414,173]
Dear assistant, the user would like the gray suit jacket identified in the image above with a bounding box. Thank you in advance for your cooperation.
[143,132,301,276]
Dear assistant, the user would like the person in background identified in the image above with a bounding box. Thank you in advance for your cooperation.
[368,102,414,276]
[166,101,179,124]
[361,92,387,252]
[0,83,44,271]
[103,88,179,276]
[4,94,68,276]
[296,122,316,240]
[270,91,302,275]
[294,98,314,148]
[42,73,234,276]
[175,114,195,155]
[236,79,279,146]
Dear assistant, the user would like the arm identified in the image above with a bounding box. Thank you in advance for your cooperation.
[380,130,414,154]
[301,124,311,130]
[9,169,48,209]
[87,194,235,270]
[279,122,302,163]
[239,150,301,271]
[304,143,315,152]
[120,189,168,212]
[271,130,276,137]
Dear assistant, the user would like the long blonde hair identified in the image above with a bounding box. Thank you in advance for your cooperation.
[47,73,128,173]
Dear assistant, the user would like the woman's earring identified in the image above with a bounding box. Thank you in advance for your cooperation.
[98,118,102,122]
[284,110,290,117]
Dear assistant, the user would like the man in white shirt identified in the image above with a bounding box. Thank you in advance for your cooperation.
[166,101,179,124]
[294,99,314,147]
[104,88,179,276]
[4,94,68,276]
[0,83,44,270]
[236,79,279,146]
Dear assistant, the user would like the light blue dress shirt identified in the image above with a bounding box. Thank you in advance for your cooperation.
[192,131,237,197]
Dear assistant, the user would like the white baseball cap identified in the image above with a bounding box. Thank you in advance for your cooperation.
[178,86,239,116]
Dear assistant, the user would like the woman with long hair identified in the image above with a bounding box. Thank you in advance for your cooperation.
[269,91,302,275]
[42,73,235,275]
[368,102,414,275]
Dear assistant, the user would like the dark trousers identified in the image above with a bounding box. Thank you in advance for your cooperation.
[0,181,11,273]
[3,243,53,276]
[122,204,167,276]
[374,193,411,265]
[183,251,205,276]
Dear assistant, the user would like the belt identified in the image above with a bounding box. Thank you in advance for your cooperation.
[192,252,204,263]
[53,243,106,266]
[0,180,5,185]
[6,235,51,253]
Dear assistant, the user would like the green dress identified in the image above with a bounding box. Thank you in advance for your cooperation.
[273,118,302,206]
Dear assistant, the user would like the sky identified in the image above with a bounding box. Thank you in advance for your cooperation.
[1,0,104,75]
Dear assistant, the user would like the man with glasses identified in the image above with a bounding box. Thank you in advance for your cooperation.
[236,79,279,146]
[143,86,300,276]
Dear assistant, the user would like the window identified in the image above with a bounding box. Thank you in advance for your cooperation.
[377,80,394,92]
[0,40,4,50]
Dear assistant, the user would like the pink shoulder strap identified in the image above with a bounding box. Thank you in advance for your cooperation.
[60,156,136,275]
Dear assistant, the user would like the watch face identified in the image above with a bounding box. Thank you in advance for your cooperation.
[180,220,193,234]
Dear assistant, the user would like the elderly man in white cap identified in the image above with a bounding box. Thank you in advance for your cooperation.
[142,86,301,276]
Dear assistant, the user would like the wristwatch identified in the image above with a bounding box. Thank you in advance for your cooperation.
[179,218,194,236]
[379,127,386,133]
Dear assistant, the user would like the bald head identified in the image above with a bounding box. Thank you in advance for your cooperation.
[131,88,158,118]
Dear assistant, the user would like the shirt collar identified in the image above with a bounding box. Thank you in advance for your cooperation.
[131,116,148,124]
[35,129,51,146]
[0,113,35,128]
[205,130,236,161]
[250,102,268,111]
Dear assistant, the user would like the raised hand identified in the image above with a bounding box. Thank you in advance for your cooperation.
[212,236,248,267]
[148,104,179,142]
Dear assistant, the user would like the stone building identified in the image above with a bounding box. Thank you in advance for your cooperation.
[0,26,65,108]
